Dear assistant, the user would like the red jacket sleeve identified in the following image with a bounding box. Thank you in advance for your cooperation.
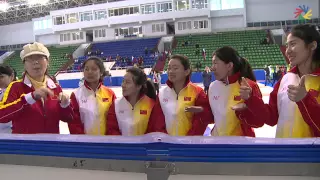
[106,99,121,135]
[296,91,320,135]
[235,80,265,128]
[146,96,167,134]
[244,79,281,127]
[67,92,85,134]
[187,89,214,136]
[0,82,31,123]
[0,95,30,123]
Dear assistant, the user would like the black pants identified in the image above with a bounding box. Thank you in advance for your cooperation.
[204,86,209,94]
[154,83,159,95]
[265,76,272,86]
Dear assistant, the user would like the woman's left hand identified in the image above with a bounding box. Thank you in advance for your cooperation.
[185,106,204,113]
[59,92,70,107]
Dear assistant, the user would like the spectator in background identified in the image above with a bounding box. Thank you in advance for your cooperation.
[138,56,144,67]
[202,66,211,94]
[196,61,202,72]
[96,49,102,56]
[145,47,148,56]
[153,70,161,95]
[264,64,272,86]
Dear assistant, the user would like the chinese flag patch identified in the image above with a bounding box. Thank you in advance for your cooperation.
[184,97,191,101]
[102,98,109,102]
[234,95,241,101]
[140,110,147,115]
[309,89,319,98]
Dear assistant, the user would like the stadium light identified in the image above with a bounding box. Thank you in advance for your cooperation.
[28,0,50,6]
[0,2,9,12]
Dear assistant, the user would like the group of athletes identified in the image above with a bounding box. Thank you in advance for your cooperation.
[0,24,319,138]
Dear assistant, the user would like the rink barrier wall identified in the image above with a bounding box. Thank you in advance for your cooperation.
[0,133,319,178]
[58,70,266,88]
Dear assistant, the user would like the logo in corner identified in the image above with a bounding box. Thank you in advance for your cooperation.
[294,5,312,20]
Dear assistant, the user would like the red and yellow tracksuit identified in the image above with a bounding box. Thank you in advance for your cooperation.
[209,72,264,137]
[244,67,320,138]
[0,75,74,134]
[106,94,166,135]
[155,79,213,136]
[68,81,116,135]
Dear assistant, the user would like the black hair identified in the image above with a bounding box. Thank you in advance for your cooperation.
[213,46,256,82]
[170,54,191,70]
[0,65,14,77]
[126,67,156,100]
[291,24,320,68]
[169,54,192,81]
[82,56,107,80]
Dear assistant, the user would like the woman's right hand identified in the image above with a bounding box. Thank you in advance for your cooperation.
[32,88,54,101]
[239,77,252,100]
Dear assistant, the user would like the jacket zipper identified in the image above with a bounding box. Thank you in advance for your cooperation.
[173,85,188,135]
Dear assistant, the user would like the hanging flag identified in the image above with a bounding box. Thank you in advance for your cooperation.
[202,48,206,61]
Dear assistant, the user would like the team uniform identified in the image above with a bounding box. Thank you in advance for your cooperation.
[0,75,74,134]
[68,81,116,135]
[0,88,12,133]
[106,94,166,135]
[208,72,264,137]
[245,67,320,138]
[156,79,213,136]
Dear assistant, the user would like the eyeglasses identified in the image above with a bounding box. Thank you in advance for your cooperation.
[24,55,47,64]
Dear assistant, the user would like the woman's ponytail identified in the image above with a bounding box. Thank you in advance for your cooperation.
[239,57,256,82]
[144,80,157,100]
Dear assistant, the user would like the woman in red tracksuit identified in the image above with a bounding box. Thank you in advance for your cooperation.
[106,67,166,135]
[0,42,73,134]
[241,24,320,138]
[152,54,213,136]
[208,46,265,137]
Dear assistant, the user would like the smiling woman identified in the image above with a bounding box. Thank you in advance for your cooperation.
[243,24,320,138]
[0,42,74,134]
[153,54,214,136]
[106,67,166,136]
[68,56,116,135]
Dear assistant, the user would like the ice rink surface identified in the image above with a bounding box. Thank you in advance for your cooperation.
[60,83,277,138]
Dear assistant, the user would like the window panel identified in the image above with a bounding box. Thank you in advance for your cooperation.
[187,21,191,29]
[66,13,78,23]
[94,10,106,20]
[204,20,208,28]
[160,24,165,32]
[176,0,189,11]
[178,22,182,30]
[139,26,142,34]
[134,7,139,13]
[115,29,119,36]
[194,21,199,29]
[80,32,84,39]
[123,8,129,15]
[152,24,156,33]
[221,0,244,10]
[60,34,63,42]
[114,9,119,16]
